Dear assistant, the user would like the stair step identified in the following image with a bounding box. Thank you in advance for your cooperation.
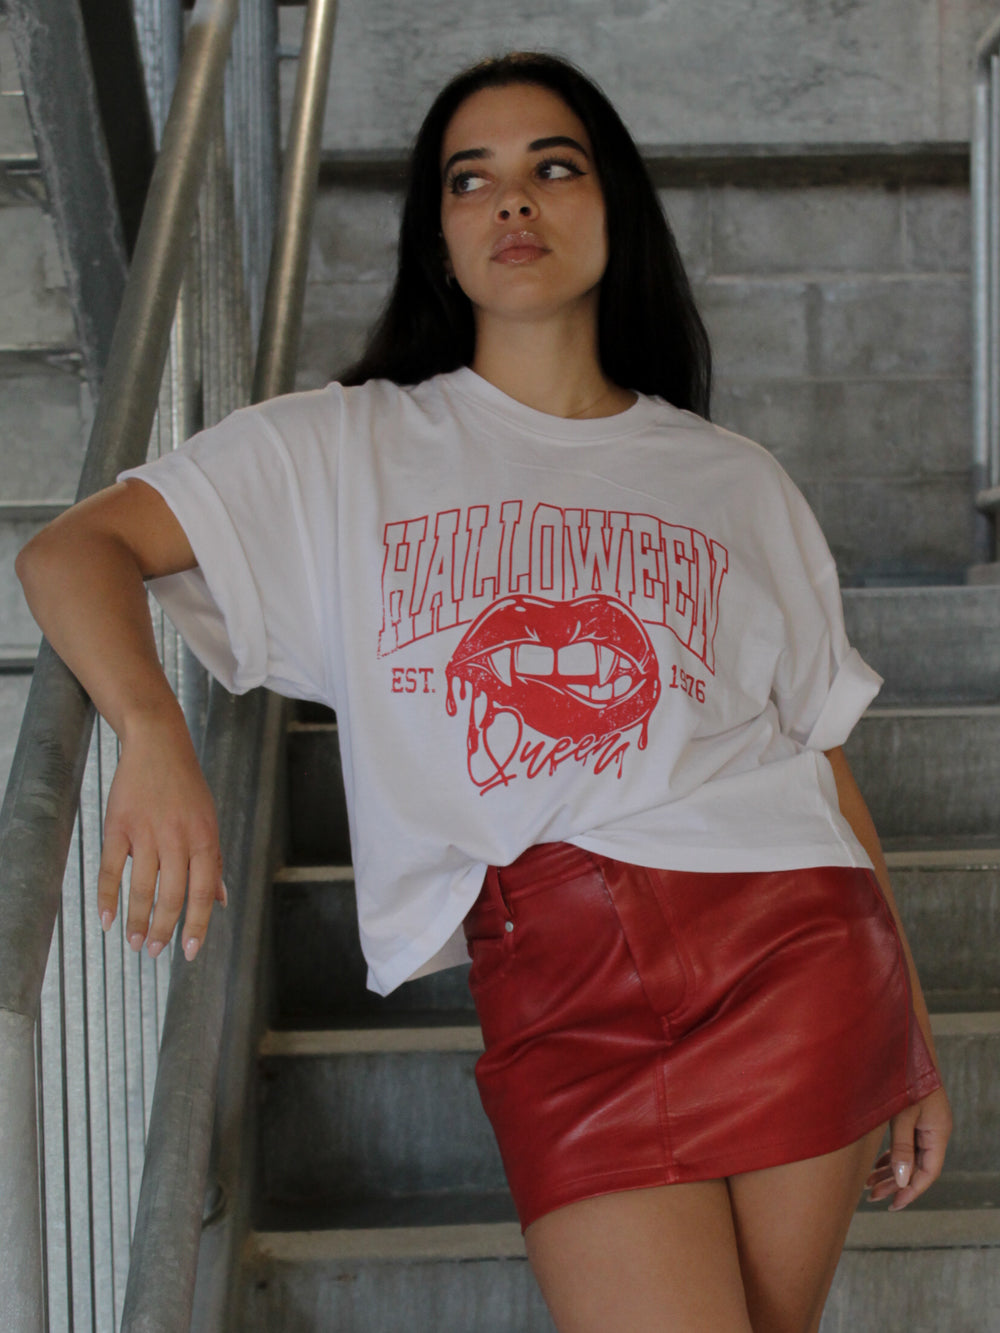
[271,867,472,1025]
[260,1027,483,1056]
[0,518,44,659]
[0,670,31,793]
[925,1013,1000,1174]
[255,1171,1000,1247]
[253,1170,1000,1240]
[261,1012,997,1056]
[256,1030,507,1208]
[846,706,1000,841]
[885,848,1000,997]
[0,204,74,349]
[240,1175,1000,1331]
[242,1220,551,1332]
[271,850,1000,1025]
[255,1190,517,1233]
[286,722,350,865]
[255,1014,1000,1212]
[923,990,1000,1013]
[842,585,1000,705]
[288,707,1000,862]
[0,353,87,505]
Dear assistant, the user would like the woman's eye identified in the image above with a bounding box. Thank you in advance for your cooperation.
[536,158,584,181]
[448,170,489,195]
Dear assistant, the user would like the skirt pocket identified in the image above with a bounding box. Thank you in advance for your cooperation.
[463,868,516,996]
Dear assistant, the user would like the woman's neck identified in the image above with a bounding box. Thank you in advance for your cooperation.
[471,314,635,419]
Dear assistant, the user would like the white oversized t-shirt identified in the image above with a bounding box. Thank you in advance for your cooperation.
[121,368,882,995]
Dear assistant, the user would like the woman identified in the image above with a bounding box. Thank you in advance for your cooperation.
[18,52,950,1333]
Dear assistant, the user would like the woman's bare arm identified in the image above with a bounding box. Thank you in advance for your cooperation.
[16,479,224,961]
[824,745,953,1210]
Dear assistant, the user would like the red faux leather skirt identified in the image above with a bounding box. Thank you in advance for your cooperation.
[463,841,941,1232]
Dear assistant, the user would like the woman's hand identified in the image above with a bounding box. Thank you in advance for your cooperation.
[16,479,220,958]
[97,711,225,961]
[865,1085,953,1210]
[824,749,953,1213]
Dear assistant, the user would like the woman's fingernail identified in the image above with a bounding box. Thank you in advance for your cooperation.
[147,940,164,959]
[128,933,143,952]
[101,910,113,932]
[894,1162,911,1187]
[183,937,200,962]
[220,881,229,908]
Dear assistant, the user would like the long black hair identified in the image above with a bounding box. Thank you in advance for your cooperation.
[340,52,712,417]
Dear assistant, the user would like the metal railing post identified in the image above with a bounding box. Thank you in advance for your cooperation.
[253,0,339,403]
[0,1012,45,1326]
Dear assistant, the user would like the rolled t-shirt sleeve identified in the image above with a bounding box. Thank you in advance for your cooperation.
[767,468,882,751]
[119,392,338,704]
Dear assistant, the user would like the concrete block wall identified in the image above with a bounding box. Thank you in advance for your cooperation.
[280,0,999,150]
[701,178,973,581]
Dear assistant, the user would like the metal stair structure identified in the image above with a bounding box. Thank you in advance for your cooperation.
[233,584,1000,1331]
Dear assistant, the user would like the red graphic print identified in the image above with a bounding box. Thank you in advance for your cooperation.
[380,502,729,673]
[446,594,661,793]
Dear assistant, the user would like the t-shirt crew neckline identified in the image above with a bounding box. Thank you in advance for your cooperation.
[445,366,661,443]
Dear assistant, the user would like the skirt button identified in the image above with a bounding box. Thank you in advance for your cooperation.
[505,920,515,932]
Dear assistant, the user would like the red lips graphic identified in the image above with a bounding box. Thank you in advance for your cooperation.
[446,594,661,746]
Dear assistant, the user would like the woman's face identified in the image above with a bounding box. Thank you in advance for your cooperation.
[439,82,608,330]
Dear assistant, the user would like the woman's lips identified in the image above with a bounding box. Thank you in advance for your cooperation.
[490,230,549,264]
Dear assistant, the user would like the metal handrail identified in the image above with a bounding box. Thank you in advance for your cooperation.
[254,0,339,403]
[972,11,1000,536]
[121,4,339,1325]
[119,686,285,1331]
[0,1,240,1325]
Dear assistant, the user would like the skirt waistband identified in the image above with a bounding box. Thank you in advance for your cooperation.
[491,841,593,894]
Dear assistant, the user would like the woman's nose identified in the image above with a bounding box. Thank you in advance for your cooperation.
[496,187,537,222]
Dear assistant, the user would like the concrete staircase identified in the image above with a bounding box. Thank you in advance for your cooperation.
[234,584,1000,1331]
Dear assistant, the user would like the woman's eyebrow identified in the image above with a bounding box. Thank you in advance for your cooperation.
[442,135,591,180]
[528,135,590,158]
[442,146,490,179]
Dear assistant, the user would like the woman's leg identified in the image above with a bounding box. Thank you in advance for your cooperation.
[524,1179,755,1333]
[727,1123,887,1333]
[523,1124,885,1333]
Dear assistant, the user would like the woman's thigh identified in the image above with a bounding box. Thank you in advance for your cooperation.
[522,1125,884,1333]
[524,1179,755,1333]
[727,1123,887,1333]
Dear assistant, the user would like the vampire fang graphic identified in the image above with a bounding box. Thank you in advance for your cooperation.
[446,594,661,790]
